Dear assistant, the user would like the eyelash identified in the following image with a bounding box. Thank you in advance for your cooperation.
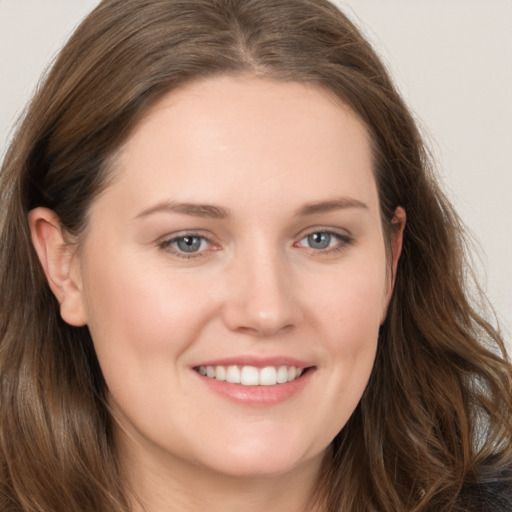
[158,229,353,259]
[294,229,353,255]
[158,232,214,259]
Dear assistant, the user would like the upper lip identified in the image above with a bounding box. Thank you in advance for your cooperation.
[192,355,314,369]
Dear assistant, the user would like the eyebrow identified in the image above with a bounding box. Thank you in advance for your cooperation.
[295,198,369,216]
[134,196,368,221]
[134,201,230,220]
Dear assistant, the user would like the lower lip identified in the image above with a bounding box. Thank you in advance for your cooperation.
[194,369,314,406]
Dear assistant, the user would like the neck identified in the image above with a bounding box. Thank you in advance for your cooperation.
[119,435,327,512]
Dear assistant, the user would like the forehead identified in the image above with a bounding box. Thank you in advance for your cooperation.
[102,76,378,217]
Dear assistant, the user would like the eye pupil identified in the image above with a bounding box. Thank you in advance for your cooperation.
[308,232,331,249]
[176,236,202,253]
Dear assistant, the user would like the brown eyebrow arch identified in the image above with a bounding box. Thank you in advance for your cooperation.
[296,198,369,216]
[134,201,230,220]
[135,197,367,220]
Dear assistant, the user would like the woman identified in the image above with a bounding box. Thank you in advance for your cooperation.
[0,0,511,510]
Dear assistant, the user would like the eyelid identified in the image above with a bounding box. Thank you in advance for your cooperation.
[293,226,354,253]
[294,225,352,241]
[157,230,219,258]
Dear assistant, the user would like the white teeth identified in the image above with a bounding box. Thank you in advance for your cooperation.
[259,366,277,386]
[276,366,289,384]
[226,365,241,384]
[241,366,259,386]
[197,364,306,386]
[215,365,226,381]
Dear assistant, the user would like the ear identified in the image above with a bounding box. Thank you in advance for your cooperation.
[389,206,406,286]
[28,207,88,326]
[381,206,406,323]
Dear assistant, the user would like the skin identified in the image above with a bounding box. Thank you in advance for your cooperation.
[30,76,404,512]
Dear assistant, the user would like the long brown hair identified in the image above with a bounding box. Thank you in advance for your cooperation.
[1,1,510,510]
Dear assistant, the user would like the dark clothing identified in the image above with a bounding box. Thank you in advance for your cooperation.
[461,456,512,511]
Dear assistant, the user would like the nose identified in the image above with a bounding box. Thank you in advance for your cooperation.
[221,245,302,337]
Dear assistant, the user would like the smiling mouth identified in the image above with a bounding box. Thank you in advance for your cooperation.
[194,365,310,386]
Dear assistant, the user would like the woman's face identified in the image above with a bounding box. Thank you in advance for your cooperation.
[65,77,401,479]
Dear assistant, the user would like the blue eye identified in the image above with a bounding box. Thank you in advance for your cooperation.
[306,232,333,249]
[174,236,204,253]
[296,230,351,252]
[160,234,209,256]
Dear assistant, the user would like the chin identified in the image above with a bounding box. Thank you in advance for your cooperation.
[193,438,325,480]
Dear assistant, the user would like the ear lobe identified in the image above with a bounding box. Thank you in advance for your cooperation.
[28,207,88,326]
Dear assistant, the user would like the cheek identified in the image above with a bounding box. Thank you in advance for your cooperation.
[304,257,386,429]
[79,251,222,442]
[330,271,384,379]
[311,255,388,343]
[323,273,382,380]
[79,247,219,373]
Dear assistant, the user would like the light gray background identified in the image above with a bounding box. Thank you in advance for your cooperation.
[1,1,510,346]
